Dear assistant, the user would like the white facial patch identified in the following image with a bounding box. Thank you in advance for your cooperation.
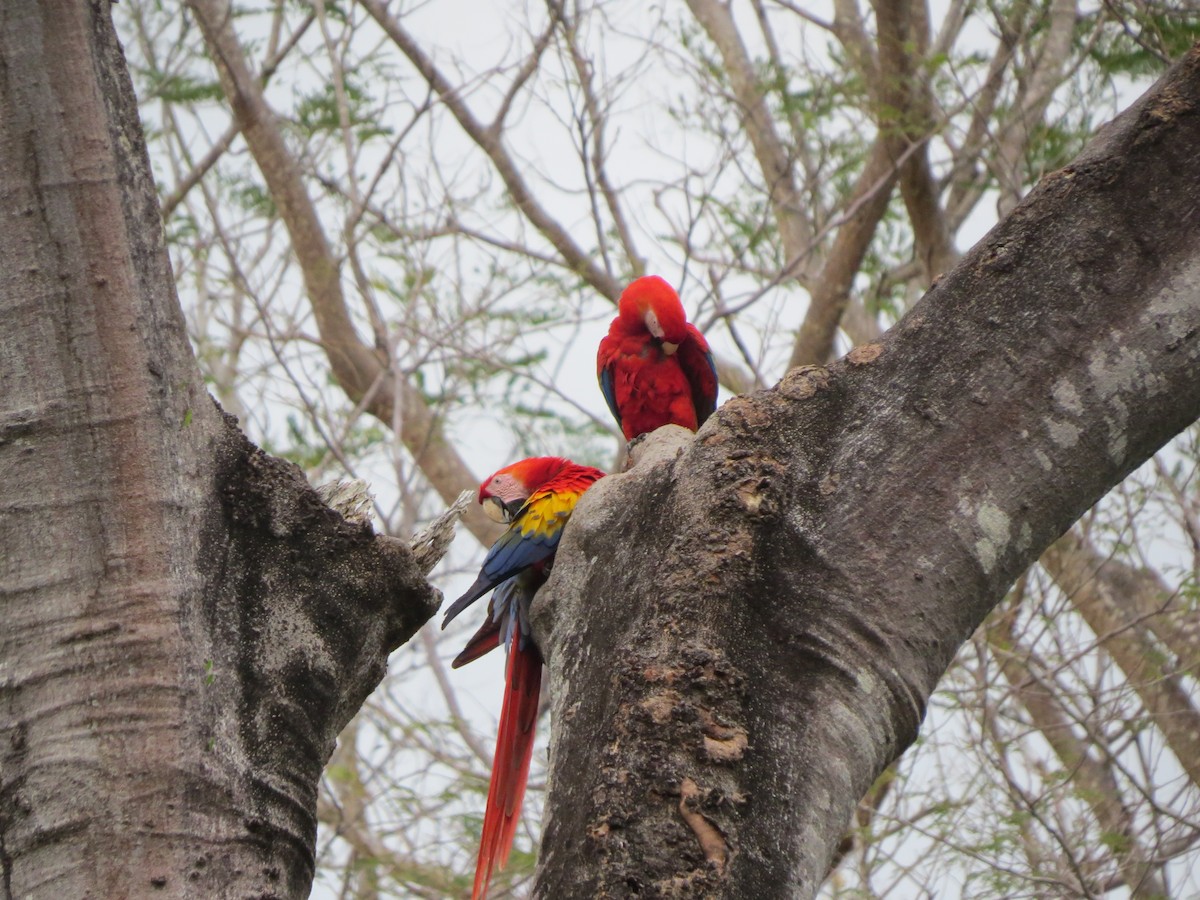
[493,475,526,504]
[644,308,664,339]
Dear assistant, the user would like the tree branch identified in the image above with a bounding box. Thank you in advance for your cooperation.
[993,0,1080,217]
[989,601,1169,897]
[788,137,899,367]
[1041,529,1200,788]
[686,0,815,277]
[159,12,315,219]
[187,0,500,545]
[873,0,958,281]
[358,0,624,300]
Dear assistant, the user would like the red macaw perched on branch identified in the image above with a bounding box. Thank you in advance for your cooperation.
[597,275,719,441]
[443,456,605,900]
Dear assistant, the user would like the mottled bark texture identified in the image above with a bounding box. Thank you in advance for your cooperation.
[0,2,436,897]
[533,47,1200,898]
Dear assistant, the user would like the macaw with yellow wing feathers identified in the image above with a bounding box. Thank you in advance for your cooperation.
[597,275,719,441]
[443,456,605,900]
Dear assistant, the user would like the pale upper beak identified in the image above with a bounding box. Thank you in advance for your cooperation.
[662,341,679,355]
[481,495,510,524]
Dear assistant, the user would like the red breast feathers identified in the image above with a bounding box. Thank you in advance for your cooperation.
[597,276,718,441]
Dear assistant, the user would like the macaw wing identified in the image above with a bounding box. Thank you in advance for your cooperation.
[441,487,573,628]
[597,339,623,433]
[680,325,719,427]
[451,574,535,668]
[484,475,593,584]
[451,604,502,668]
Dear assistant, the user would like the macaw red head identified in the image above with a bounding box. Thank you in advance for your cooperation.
[617,276,689,354]
[478,456,569,523]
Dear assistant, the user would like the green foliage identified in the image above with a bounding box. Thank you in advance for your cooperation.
[231,181,276,218]
[1023,114,1095,179]
[142,70,224,104]
[1086,5,1197,77]
[269,414,389,472]
[294,78,393,141]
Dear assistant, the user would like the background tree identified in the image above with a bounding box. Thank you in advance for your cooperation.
[2,0,1198,897]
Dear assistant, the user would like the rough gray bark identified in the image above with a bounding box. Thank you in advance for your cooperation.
[0,2,435,896]
[533,47,1200,898]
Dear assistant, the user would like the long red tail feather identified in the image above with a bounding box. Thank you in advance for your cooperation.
[472,641,542,900]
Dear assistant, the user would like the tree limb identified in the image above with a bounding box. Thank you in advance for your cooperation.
[0,2,436,893]
[686,0,815,281]
[358,0,624,300]
[187,0,500,545]
[1041,529,1200,788]
[989,601,1169,897]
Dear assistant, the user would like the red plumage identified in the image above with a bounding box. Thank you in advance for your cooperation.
[597,275,719,440]
[472,637,540,900]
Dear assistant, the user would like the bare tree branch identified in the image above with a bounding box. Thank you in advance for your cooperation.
[358,0,624,300]
[873,0,958,281]
[993,0,1081,217]
[686,0,815,277]
[1042,530,1200,788]
[989,600,1169,898]
[160,12,316,219]
[788,137,899,367]
[187,0,500,544]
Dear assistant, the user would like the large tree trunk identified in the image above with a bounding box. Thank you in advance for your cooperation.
[533,47,1200,898]
[0,2,434,896]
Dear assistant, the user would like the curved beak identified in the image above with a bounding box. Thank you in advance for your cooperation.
[661,341,679,355]
[481,495,510,524]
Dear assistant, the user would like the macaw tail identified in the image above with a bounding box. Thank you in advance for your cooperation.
[472,640,542,900]
[452,616,502,669]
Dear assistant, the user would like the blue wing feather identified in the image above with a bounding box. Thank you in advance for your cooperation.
[697,348,718,423]
[448,570,538,665]
[678,327,718,427]
[441,499,566,628]
[599,365,622,432]
[481,526,558,583]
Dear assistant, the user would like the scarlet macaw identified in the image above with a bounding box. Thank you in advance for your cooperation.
[443,456,605,900]
[597,275,719,441]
